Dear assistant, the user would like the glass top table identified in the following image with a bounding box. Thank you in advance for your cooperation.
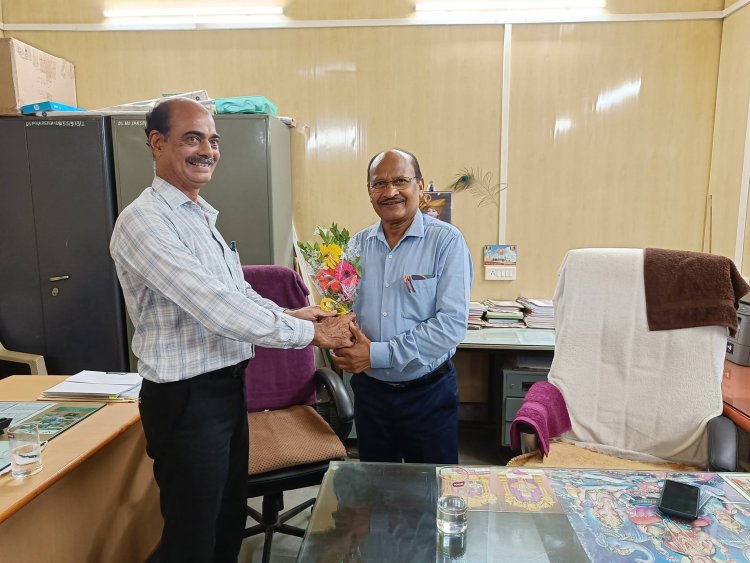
[298,461,588,562]
[298,461,750,563]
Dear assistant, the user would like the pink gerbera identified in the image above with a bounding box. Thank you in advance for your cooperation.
[334,260,359,289]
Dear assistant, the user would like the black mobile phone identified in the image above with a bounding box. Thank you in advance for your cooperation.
[658,479,700,520]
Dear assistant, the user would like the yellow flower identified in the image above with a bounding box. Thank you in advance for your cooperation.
[320,243,342,269]
[320,298,349,315]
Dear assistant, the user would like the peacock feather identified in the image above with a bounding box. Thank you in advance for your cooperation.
[448,169,475,192]
[444,167,502,208]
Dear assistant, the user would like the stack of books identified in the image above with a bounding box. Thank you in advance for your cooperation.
[482,299,526,328]
[468,301,489,329]
[517,297,555,329]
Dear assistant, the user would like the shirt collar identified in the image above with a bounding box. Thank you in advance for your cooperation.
[367,212,426,245]
[152,176,218,218]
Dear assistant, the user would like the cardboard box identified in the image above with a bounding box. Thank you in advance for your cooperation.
[0,38,77,116]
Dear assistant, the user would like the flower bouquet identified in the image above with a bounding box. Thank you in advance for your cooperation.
[298,224,362,315]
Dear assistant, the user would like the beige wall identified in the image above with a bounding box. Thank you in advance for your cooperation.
[709,3,750,276]
[509,21,721,296]
[3,0,745,298]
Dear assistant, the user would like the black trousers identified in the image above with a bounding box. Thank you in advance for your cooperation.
[139,362,248,563]
[351,361,459,464]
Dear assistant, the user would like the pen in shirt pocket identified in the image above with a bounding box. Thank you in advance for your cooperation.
[229,241,241,265]
[403,273,435,293]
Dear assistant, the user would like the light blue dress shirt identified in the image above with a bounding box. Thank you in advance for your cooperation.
[352,213,473,383]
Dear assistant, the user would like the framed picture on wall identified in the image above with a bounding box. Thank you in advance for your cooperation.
[420,192,452,224]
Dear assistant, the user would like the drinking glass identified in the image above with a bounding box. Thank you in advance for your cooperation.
[8,422,43,478]
[436,466,468,534]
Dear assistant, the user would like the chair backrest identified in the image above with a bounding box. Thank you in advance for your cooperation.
[242,265,317,412]
[548,248,726,467]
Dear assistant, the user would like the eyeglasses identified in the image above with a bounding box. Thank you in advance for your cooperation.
[368,176,420,193]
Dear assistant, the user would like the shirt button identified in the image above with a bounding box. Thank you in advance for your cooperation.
[385,282,390,288]
[388,255,393,259]
[382,312,388,317]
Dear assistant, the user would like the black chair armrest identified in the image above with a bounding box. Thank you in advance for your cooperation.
[708,415,738,472]
[315,367,354,441]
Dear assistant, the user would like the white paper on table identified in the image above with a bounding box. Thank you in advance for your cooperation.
[43,381,140,397]
[68,371,141,386]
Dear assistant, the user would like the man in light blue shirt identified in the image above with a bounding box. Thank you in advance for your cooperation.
[332,148,473,463]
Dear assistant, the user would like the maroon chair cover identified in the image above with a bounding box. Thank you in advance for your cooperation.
[242,265,317,412]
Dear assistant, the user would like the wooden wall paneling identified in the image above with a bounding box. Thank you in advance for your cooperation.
[3,0,105,23]
[708,5,750,271]
[605,0,723,12]
[287,24,505,302]
[507,20,722,298]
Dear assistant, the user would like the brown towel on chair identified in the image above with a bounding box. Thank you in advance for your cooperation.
[644,248,750,336]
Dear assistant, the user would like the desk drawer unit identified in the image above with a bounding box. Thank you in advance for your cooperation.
[501,369,549,446]
[504,370,549,398]
[505,397,524,421]
[502,397,524,447]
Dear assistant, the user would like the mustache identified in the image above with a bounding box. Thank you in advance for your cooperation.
[380,196,404,204]
[186,155,216,166]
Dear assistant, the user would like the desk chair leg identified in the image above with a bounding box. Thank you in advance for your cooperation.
[278,497,315,529]
[245,494,317,562]
[262,529,274,563]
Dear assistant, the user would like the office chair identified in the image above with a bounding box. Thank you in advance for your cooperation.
[241,265,354,563]
[509,248,743,472]
[0,340,48,375]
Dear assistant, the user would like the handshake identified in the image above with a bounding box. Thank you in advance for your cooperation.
[312,313,357,349]
[285,306,357,349]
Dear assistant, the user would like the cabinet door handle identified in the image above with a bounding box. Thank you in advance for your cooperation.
[48,275,70,282]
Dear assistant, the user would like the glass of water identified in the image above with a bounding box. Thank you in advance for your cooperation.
[436,530,466,562]
[436,466,468,534]
[8,422,43,478]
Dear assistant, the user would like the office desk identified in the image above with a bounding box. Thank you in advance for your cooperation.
[299,461,750,563]
[0,376,160,563]
[722,360,750,433]
[455,328,555,448]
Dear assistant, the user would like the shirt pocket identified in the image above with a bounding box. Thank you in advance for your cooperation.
[400,275,438,322]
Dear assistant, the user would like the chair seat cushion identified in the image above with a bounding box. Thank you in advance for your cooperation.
[248,405,346,475]
[507,441,699,471]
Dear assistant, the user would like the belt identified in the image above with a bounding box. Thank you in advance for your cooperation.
[205,359,249,379]
[381,360,453,390]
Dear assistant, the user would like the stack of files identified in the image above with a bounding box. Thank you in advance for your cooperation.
[41,371,142,402]
[468,301,490,329]
[482,299,526,328]
[517,297,555,329]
